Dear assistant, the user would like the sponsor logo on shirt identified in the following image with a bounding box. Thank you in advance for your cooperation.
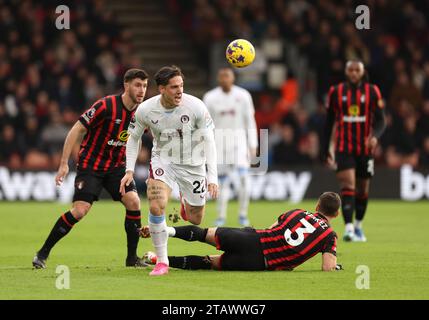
[118,130,130,142]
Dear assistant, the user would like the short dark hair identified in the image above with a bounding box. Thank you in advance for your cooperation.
[154,65,184,86]
[123,68,149,83]
[318,192,341,217]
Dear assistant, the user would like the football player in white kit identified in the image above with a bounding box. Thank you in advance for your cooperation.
[120,66,218,276]
[203,68,258,227]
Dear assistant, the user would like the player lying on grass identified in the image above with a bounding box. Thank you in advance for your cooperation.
[140,192,342,271]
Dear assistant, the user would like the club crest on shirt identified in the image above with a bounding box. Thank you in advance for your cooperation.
[181,115,190,123]
[348,104,360,116]
[86,107,96,119]
[155,168,164,176]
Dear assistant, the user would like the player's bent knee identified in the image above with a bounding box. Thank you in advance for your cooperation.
[187,205,204,225]
[209,255,221,270]
[149,203,165,216]
[188,215,202,225]
[122,192,140,211]
[71,202,91,220]
[205,228,217,245]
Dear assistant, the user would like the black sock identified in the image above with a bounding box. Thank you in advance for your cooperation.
[173,226,208,242]
[125,210,141,258]
[169,255,212,270]
[340,188,355,225]
[38,211,79,258]
[355,193,368,221]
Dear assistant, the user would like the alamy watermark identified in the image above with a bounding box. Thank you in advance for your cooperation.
[55,5,70,30]
[355,265,370,289]
[355,5,370,30]
[55,265,70,290]
[155,128,269,175]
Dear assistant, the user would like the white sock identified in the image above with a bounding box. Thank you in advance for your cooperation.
[217,178,230,220]
[355,220,363,229]
[345,223,354,233]
[238,174,250,218]
[149,213,169,265]
[167,226,176,237]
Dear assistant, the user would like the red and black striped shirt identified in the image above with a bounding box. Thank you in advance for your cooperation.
[327,82,384,156]
[257,209,337,271]
[78,94,136,172]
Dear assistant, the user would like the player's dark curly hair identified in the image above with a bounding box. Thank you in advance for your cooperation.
[318,192,341,217]
[154,65,184,86]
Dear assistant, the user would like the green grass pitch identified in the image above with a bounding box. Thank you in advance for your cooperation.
[1,199,428,300]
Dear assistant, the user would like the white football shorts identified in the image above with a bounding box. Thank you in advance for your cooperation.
[149,156,207,206]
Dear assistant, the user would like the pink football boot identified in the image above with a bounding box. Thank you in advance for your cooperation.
[149,262,169,276]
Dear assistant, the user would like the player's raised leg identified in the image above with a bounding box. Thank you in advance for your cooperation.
[354,177,370,242]
[144,226,219,269]
[33,201,91,269]
[147,178,171,276]
[182,201,205,225]
[141,225,214,245]
[178,174,216,225]
[155,226,216,270]
[336,169,356,241]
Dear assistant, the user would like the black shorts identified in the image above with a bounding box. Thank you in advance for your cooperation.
[215,227,266,271]
[73,167,137,204]
[336,152,375,178]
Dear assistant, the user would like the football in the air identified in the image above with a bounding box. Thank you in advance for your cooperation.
[226,39,255,68]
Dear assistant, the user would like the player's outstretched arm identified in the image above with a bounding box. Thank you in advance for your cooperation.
[55,121,87,186]
[321,252,337,272]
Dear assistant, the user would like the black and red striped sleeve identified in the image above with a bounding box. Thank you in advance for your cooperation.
[79,99,106,129]
[321,232,337,256]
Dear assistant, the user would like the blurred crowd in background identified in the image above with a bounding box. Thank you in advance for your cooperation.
[1,0,429,170]
[171,0,429,168]
[0,0,145,169]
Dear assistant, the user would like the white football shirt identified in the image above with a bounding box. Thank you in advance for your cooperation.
[203,85,258,168]
[127,93,218,183]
